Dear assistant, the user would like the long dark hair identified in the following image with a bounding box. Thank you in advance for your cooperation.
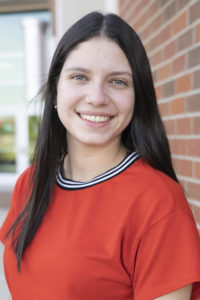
[7,11,178,270]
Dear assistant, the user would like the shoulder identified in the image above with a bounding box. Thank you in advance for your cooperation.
[127,158,178,186]
[117,158,193,226]
[126,158,185,200]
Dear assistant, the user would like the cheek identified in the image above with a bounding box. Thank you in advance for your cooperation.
[118,93,135,119]
[57,87,79,110]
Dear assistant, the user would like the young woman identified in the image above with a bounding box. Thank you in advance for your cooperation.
[1,12,200,300]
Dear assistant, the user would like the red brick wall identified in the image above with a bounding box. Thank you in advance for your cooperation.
[119,0,200,228]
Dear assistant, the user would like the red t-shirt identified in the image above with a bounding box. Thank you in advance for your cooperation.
[1,153,200,300]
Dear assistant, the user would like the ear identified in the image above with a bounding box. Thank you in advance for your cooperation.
[53,96,57,109]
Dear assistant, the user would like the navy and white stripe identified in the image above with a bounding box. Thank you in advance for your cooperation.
[56,152,140,190]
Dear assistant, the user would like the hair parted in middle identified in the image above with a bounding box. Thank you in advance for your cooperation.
[43,11,176,179]
[8,11,178,271]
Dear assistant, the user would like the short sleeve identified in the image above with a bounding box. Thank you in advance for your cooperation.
[133,211,200,300]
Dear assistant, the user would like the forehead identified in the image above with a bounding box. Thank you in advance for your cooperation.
[62,37,131,70]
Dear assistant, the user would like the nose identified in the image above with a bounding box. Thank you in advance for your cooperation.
[85,81,109,106]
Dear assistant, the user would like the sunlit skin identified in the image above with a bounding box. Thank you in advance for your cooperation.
[56,37,135,181]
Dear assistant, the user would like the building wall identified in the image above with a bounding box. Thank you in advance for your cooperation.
[119,0,200,228]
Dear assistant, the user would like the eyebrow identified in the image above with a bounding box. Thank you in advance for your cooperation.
[64,67,133,78]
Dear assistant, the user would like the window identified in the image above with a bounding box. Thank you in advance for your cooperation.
[0,10,52,190]
[0,117,16,172]
[29,115,40,162]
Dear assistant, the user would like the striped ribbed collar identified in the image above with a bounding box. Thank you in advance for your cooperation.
[56,152,140,190]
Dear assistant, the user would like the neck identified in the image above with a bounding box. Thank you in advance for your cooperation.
[63,140,128,182]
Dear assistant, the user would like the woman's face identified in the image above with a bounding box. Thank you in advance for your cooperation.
[56,37,135,149]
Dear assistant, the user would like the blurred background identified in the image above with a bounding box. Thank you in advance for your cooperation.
[0,0,200,298]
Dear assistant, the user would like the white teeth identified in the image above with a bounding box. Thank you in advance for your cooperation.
[80,114,111,122]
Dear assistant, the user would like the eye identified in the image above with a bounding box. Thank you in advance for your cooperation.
[71,74,87,81]
[111,79,127,86]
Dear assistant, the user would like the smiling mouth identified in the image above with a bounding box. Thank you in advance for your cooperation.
[79,113,112,123]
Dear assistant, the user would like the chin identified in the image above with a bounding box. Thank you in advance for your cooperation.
[82,140,109,147]
[79,137,113,147]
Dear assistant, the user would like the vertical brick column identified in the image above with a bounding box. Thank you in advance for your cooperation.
[119,0,200,229]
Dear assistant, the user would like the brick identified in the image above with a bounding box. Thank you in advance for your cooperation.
[177,0,190,10]
[163,40,176,60]
[134,14,145,31]
[162,81,175,98]
[151,14,162,33]
[158,64,171,81]
[170,97,185,114]
[133,0,147,17]
[176,117,191,134]
[192,117,200,134]
[175,74,192,93]
[144,41,151,53]
[155,86,162,100]
[140,31,146,43]
[141,26,151,41]
[179,179,188,193]
[186,139,200,156]
[176,29,193,52]
[173,11,187,35]
[131,2,139,15]
[191,204,200,224]
[189,0,200,24]
[194,161,200,180]
[141,1,159,39]
[149,35,160,52]
[174,158,193,177]
[169,138,186,155]
[157,0,169,8]
[131,20,140,32]
[169,138,176,153]
[186,94,200,112]
[187,46,200,69]
[164,119,176,135]
[152,70,157,83]
[160,24,171,44]
[120,0,133,17]
[151,50,163,66]
[159,102,170,116]
[147,0,158,18]
[137,0,144,14]
[189,202,195,214]
[193,70,200,89]
[128,0,149,26]
[196,23,200,42]
[188,182,200,201]
[140,18,150,34]
[172,54,186,75]
[163,1,176,22]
